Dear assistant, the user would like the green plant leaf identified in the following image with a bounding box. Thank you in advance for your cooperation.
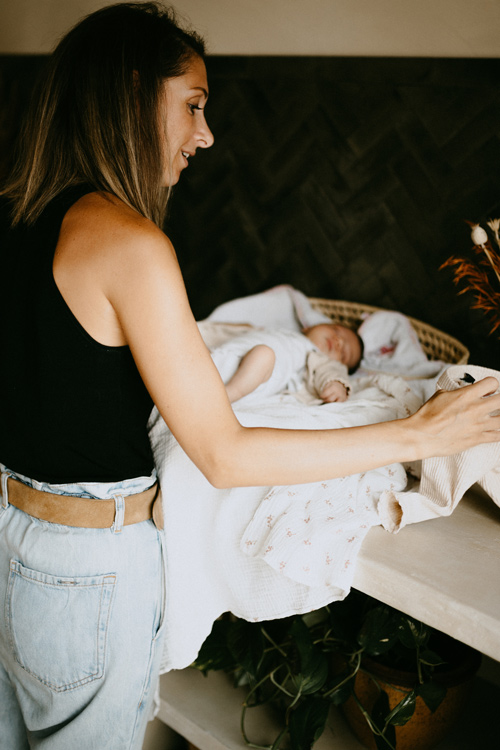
[358,606,400,655]
[325,597,362,648]
[191,618,237,673]
[417,680,447,712]
[419,648,446,667]
[289,696,330,750]
[227,620,265,677]
[371,691,396,749]
[386,689,417,726]
[397,616,429,649]
[291,661,328,696]
[289,618,328,695]
[302,608,329,630]
[290,649,329,696]
[290,617,316,658]
[327,674,355,706]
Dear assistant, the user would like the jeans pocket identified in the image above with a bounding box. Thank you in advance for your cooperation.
[6,559,116,692]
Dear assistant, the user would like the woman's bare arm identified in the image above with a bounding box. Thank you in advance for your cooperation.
[57,196,500,489]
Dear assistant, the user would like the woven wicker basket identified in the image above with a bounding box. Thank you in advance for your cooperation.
[308,298,469,366]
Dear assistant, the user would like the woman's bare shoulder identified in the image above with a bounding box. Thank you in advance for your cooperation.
[64,191,170,253]
[54,190,180,346]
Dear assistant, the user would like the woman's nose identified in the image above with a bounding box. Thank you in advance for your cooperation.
[198,117,214,149]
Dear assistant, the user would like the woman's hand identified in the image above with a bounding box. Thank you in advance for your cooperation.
[407,376,500,458]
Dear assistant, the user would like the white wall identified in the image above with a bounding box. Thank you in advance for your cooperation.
[1,0,500,57]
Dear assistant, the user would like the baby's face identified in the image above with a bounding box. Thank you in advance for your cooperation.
[304,324,362,369]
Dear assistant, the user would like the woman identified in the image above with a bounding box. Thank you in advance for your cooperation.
[0,3,498,748]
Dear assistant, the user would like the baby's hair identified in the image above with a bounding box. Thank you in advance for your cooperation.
[349,330,364,374]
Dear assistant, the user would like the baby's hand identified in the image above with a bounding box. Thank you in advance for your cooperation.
[320,381,348,403]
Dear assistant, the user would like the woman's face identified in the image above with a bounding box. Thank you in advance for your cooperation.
[160,55,214,186]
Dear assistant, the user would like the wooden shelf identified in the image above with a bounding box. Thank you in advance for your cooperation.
[157,668,365,750]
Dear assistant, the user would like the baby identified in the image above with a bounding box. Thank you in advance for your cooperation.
[210,323,363,405]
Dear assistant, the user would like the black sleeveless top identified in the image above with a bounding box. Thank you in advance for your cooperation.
[0,186,155,483]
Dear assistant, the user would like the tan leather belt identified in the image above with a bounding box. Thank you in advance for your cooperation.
[1,473,163,530]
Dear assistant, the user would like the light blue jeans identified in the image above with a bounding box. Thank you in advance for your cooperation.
[0,466,166,750]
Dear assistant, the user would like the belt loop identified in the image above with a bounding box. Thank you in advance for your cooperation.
[1,473,9,509]
[112,494,125,534]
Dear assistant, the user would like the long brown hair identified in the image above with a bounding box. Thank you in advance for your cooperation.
[2,2,205,226]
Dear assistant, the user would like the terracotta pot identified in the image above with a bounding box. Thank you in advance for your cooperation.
[342,642,481,750]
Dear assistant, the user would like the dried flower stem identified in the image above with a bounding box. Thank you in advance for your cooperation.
[440,221,500,338]
[482,244,500,286]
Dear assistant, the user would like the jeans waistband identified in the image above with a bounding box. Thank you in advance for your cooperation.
[0,465,162,533]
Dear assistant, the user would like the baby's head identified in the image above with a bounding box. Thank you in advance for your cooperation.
[303,323,363,372]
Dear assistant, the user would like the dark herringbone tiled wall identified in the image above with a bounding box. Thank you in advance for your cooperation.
[1,55,499,365]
